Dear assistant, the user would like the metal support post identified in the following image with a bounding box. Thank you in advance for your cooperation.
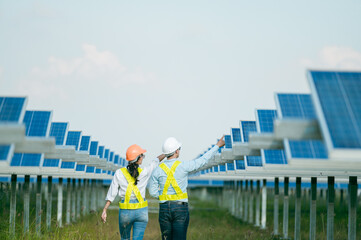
[57,178,63,227]
[46,176,52,230]
[66,178,71,225]
[310,177,317,240]
[72,178,76,222]
[255,180,260,227]
[283,177,289,239]
[36,175,42,236]
[261,179,267,229]
[348,176,357,240]
[274,177,279,235]
[249,180,254,224]
[294,177,301,240]
[91,179,96,212]
[82,179,87,216]
[76,179,81,219]
[9,174,17,237]
[239,180,243,219]
[244,180,248,222]
[23,175,30,233]
[327,176,335,240]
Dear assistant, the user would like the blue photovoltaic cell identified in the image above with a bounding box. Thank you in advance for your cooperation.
[114,155,119,164]
[109,152,114,163]
[11,153,42,167]
[219,164,226,172]
[49,122,68,145]
[95,168,101,174]
[80,136,91,151]
[66,131,81,150]
[235,160,245,170]
[277,94,328,159]
[224,135,232,148]
[0,97,26,122]
[98,146,104,158]
[256,110,287,164]
[309,71,361,149]
[231,128,242,142]
[89,141,98,155]
[104,149,110,161]
[240,121,263,166]
[0,145,11,161]
[11,111,51,167]
[76,164,86,171]
[226,162,235,171]
[86,166,95,173]
[277,94,316,119]
[213,166,219,172]
[43,159,60,167]
[61,131,81,169]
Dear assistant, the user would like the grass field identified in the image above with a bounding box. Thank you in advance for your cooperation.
[0,186,360,239]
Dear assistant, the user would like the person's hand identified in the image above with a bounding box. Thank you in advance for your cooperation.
[101,209,107,223]
[157,154,166,162]
[216,135,225,148]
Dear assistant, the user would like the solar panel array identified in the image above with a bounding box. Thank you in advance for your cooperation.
[193,70,361,179]
[0,96,127,179]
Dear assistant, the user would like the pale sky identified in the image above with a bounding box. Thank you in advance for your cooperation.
[1,1,361,164]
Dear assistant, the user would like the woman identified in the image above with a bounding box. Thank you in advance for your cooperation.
[101,144,165,240]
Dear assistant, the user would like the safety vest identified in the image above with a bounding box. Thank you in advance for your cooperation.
[159,161,188,201]
[119,168,148,209]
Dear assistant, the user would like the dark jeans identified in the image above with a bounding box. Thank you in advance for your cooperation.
[159,201,189,240]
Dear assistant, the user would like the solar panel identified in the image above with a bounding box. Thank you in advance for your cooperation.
[60,131,81,169]
[10,111,51,167]
[0,97,27,122]
[80,136,91,151]
[240,121,263,167]
[98,146,104,158]
[308,71,361,158]
[43,122,69,168]
[114,154,119,165]
[231,128,242,142]
[89,141,98,155]
[224,135,232,148]
[256,110,287,165]
[276,94,328,160]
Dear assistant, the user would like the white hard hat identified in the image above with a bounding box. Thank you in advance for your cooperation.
[162,137,182,155]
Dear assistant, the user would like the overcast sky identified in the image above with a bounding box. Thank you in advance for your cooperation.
[1,1,361,164]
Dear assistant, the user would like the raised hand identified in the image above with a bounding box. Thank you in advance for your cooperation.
[216,135,225,148]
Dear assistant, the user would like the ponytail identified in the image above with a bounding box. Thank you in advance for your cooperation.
[127,161,140,185]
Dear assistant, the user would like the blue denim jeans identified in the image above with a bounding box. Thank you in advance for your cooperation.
[159,201,189,240]
[118,199,148,240]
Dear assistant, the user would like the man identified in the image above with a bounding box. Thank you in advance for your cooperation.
[149,136,225,240]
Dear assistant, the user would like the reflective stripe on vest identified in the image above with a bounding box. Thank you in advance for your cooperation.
[119,168,148,209]
[158,161,188,201]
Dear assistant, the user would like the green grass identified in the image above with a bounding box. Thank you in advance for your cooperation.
[0,186,360,239]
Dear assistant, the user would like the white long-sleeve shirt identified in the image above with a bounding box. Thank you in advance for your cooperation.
[105,157,160,202]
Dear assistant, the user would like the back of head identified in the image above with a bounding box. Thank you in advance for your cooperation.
[162,137,182,158]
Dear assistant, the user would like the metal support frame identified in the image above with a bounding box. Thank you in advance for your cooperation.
[243,180,248,222]
[66,178,71,225]
[327,176,335,240]
[36,175,42,235]
[76,179,81,219]
[57,178,63,227]
[255,180,260,227]
[23,175,30,233]
[261,179,267,229]
[348,176,357,240]
[283,177,289,239]
[294,177,301,240]
[274,177,279,235]
[71,178,76,222]
[249,180,254,224]
[46,176,52,230]
[9,174,17,237]
[310,177,317,240]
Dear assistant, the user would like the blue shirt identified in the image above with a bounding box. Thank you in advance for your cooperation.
[148,145,219,203]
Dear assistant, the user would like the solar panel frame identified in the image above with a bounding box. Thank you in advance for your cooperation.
[60,131,81,170]
[308,70,361,159]
[10,110,52,168]
[240,120,263,168]
[255,110,287,165]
